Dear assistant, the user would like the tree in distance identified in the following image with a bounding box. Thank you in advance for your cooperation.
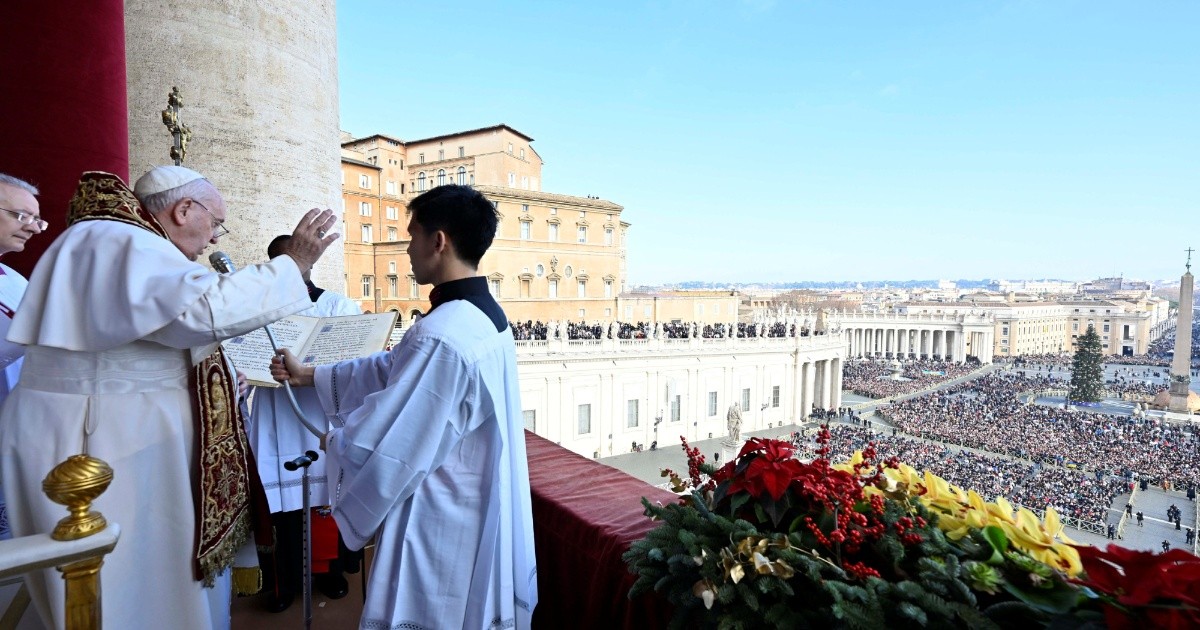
[1069,324,1105,403]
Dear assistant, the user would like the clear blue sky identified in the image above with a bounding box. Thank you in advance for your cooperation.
[337,1,1198,285]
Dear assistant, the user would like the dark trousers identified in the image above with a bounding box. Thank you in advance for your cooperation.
[259,509,361,598]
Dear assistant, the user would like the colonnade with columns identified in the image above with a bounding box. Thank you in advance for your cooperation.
[824,311,995,364]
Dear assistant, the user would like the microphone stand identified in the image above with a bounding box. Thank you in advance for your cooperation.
[285,451,320,630]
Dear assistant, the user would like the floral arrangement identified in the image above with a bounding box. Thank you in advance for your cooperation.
[624,428,1199,629]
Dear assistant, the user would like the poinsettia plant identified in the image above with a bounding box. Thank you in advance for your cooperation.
[624,427,1162,629]
[1075,544,1200,629]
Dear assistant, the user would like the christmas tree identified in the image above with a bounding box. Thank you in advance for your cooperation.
[1069,324,1105,403]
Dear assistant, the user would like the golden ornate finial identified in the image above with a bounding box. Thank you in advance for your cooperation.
[160,86,192,166]
[42,454,114,541]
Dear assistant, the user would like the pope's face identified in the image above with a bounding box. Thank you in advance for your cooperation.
[174,195,227,261]
[0,183,43,256]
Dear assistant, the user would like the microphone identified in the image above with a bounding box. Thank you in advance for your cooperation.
[209,251,236,274]
[209,249,326,439]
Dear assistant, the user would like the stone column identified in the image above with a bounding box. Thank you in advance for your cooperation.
[803,361,816,419]
[831,358,843,409]
[125,0,345,290]
[944,330,955,361]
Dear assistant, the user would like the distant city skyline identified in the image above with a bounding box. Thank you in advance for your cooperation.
[338,1,1198,284]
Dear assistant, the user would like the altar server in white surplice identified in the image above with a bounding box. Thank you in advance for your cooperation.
[0,173,48,541]
[272,185,538,630]
[249,234,360,612]
[0,167,339,630]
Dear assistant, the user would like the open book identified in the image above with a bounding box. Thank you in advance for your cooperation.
[223,312,399,387]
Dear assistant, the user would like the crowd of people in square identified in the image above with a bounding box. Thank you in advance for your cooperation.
[506,319,812,341]
[882,372,1200,491]
[840,358,980,399]
[817,426,1124,525]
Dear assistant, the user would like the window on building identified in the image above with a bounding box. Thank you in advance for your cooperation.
[457,166,467,185]
[604,308,612,317]
[772,386,780,408]
[742,388,750,412]
[550,207,557,215]
[577,280,586,298]
[489,278,501,298]
[507,143,513,154]
[508,172,515,187]
[1103,324,1110,332]
[604,280,613,298]
[385,206,398,220]
[522,410,535,432]
[436,169,446,187]
[359,201,371,216]
[535,264,544,277]
[578,308,585,317]
[577,226,587,243]
[521,175,528,189]
[670,395,681,422]
[409,276,419,298]
[385,180,396,195]
[361,275,373,298]
[359,174,370,189]
[418,153,424,164]
[1002,327,1008,336]
[361,224,372,242]
[548,223,558,241]
[387,226,397,241]
[520,221,531,240]
[458,146,465,158]
[626,399,639,428]
[605,228,614,246]
[388,261,397,273]
[437,149,444,161]
[417,172,426,191]
[577,404,591,434]
[387,275,397,297]
[707,392,718,417]
[565,265,573,278]
[548,279,558,298]
[520,148,526,159]
[521,279,531,297]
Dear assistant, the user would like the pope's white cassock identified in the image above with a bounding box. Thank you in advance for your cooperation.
[0,261,29,541]
[0,219,310,629]
[315,289,538,629]
[249,288,359,512]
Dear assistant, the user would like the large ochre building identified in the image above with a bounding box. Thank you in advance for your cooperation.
[339,124,738,325]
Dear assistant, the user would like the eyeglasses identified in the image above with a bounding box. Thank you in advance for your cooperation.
[190,199,230,238]
[0,207,48,231]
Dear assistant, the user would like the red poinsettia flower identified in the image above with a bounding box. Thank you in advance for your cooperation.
[1076,544,1200,629]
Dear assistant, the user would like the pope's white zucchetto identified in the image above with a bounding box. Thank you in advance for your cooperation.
[133,165,208,197]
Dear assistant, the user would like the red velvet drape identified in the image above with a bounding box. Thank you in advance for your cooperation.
[0,0,128,276]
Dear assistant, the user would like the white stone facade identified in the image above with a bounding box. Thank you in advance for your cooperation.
[828,311,995,363]
[125,0,345,290]
[516,334,844,458]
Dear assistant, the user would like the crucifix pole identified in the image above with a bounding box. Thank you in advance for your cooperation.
[1186,246,1194,273]
[160,86,192,166]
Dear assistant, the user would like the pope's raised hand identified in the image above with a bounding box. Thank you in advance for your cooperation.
[279,208,339,276]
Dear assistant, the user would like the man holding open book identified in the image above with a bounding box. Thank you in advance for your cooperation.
[247,234,361,611]
[271,185,538,629]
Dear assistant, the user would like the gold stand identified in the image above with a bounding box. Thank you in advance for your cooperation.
[41,454,115,630]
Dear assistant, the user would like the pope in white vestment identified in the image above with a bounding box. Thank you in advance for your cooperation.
[308,277,538,629]
[0,169,337,629]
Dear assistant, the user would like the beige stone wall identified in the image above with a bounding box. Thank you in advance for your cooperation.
[125,0,344,290]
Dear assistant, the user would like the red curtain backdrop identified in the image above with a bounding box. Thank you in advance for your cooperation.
[0,0,128,276]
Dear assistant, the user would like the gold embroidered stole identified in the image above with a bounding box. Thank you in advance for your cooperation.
[68,171,257,584]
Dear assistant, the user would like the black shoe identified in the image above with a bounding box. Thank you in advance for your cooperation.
[315,573,349,600]
[263,591,294,613]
